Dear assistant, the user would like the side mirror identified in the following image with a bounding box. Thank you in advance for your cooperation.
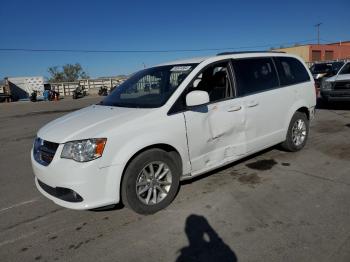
[186,90,209,107]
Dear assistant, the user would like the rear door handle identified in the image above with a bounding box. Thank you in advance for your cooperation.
[227,105,242,112]
[247,101,259,108]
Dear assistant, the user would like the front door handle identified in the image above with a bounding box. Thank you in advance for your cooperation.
[247,101,259,108]
[227,105,242,112]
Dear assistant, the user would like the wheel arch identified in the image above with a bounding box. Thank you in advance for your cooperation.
[296,106,310,120]
[283,102,311,139]
[119,143,183,203]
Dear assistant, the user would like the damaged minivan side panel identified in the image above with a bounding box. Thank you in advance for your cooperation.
[182,61,247,175]
[184,99,246,175]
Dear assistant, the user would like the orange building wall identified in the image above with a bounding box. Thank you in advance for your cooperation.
[273,41,350,63]
[309,44,350,62]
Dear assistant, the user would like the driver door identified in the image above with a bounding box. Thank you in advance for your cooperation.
[183,61,246,175]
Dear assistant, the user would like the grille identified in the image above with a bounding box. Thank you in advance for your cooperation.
[33,138,59,166]
[333,81,350,90]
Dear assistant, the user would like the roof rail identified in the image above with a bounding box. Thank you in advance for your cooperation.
[216,51,286,56]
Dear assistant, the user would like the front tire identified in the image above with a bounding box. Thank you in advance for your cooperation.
[281,111,309,152]
[121,149,181,214]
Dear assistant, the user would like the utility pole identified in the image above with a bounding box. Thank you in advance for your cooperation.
[314,23,322,45]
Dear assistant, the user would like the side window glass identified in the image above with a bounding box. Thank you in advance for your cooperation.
[188,62,233,103]
[275,57,310,85]
[339,63,350,75]
[233,58,279,96]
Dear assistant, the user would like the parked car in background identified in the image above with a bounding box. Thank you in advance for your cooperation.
[310,61,345,90]
[320,61,350,102]
[31,52,316,214]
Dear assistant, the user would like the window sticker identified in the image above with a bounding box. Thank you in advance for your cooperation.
[171,66,192,72]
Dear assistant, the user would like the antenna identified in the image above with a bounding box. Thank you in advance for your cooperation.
[314,23,322,45]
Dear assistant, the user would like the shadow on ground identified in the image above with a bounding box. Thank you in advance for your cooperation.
[176,214,237,262]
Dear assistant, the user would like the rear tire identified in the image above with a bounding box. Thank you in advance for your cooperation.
[281,111,309,152]
[121,149,181,214]
[321,96,329,105]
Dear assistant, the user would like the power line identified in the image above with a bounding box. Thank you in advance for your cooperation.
[0,39,316,54]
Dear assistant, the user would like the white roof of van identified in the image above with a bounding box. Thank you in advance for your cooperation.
[157,51,298,66]
[157,57,208,66]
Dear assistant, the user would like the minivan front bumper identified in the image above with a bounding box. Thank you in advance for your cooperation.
[31,148,123,210]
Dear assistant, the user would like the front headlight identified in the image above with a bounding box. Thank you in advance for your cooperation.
[61,138,107,162]
[321,80,332,90]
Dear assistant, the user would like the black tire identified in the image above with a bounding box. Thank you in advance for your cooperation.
[121,149,181,214]
[281,111,309,152]
[321,95,329,105]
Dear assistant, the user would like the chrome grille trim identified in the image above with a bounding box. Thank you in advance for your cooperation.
[33,138,59,166]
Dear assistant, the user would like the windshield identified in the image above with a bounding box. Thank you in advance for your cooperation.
[310,63,332,74]
[100,64,197,108]
[339,62,350,75]
[332,62,345,73]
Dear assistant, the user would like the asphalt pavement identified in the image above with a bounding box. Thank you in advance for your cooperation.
[0,97,349,262]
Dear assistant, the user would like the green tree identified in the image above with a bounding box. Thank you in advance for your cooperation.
[48,63,89,82]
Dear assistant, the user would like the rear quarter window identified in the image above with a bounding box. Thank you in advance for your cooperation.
[275,57,310,86]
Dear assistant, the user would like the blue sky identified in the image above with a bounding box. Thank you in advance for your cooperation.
[0,0,349,79]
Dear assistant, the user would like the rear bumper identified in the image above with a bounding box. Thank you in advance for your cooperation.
[31,149,124,210]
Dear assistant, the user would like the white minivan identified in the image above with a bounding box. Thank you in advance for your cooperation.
[31,52,316,214]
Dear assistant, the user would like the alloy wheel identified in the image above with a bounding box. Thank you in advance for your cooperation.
[136,161,172,205]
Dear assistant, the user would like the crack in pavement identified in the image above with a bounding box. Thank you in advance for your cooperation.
[327,234,350,261]
[328,110,350,119]
[2,208,64,232]
[275,166,350,187]
[0,199,39,213]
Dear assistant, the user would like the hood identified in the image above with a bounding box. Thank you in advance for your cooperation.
[37,105,154,143]
[326,74,350,83]
[325,75,337,82]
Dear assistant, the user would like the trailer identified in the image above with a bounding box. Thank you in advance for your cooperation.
[7,76,45,100]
